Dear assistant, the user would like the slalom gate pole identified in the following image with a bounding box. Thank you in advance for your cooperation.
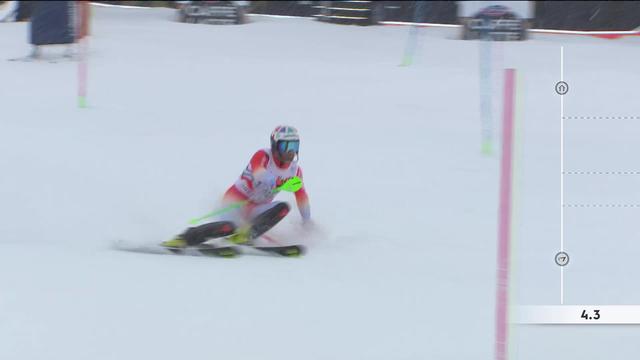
[77,1,90,108]
[496,68,516,360]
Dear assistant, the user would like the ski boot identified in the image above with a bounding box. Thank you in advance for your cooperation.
[228,225,251,245]
[162,221,236,248]
[229,202,291,245]
[161,236,188,249]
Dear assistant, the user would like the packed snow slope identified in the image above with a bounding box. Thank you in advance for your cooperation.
[1,4,639,360]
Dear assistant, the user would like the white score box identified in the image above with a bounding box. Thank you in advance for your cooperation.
[514,306,640,324]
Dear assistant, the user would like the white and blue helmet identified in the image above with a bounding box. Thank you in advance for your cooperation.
[270,125,300,161]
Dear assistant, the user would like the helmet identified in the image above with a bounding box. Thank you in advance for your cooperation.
[270,125,300,163]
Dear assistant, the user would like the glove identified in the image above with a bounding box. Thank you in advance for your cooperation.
[251,172,276,203]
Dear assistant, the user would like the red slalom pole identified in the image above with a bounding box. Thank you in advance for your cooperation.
[496,68,516,360]
[77,1,89,108]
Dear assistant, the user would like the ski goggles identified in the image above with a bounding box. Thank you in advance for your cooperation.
[277,140,299,153]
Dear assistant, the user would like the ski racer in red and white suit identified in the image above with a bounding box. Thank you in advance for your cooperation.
[220,146,311,226]
[164,125,310,247]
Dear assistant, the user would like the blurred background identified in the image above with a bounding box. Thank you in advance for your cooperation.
[4,1,640,30]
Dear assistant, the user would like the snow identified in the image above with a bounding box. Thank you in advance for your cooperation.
[1,5,639,360]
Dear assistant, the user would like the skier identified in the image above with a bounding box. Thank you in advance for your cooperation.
[162,125,311,248]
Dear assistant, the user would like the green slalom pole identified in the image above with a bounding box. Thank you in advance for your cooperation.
[188,176,303,225]
[399,26,417,67]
